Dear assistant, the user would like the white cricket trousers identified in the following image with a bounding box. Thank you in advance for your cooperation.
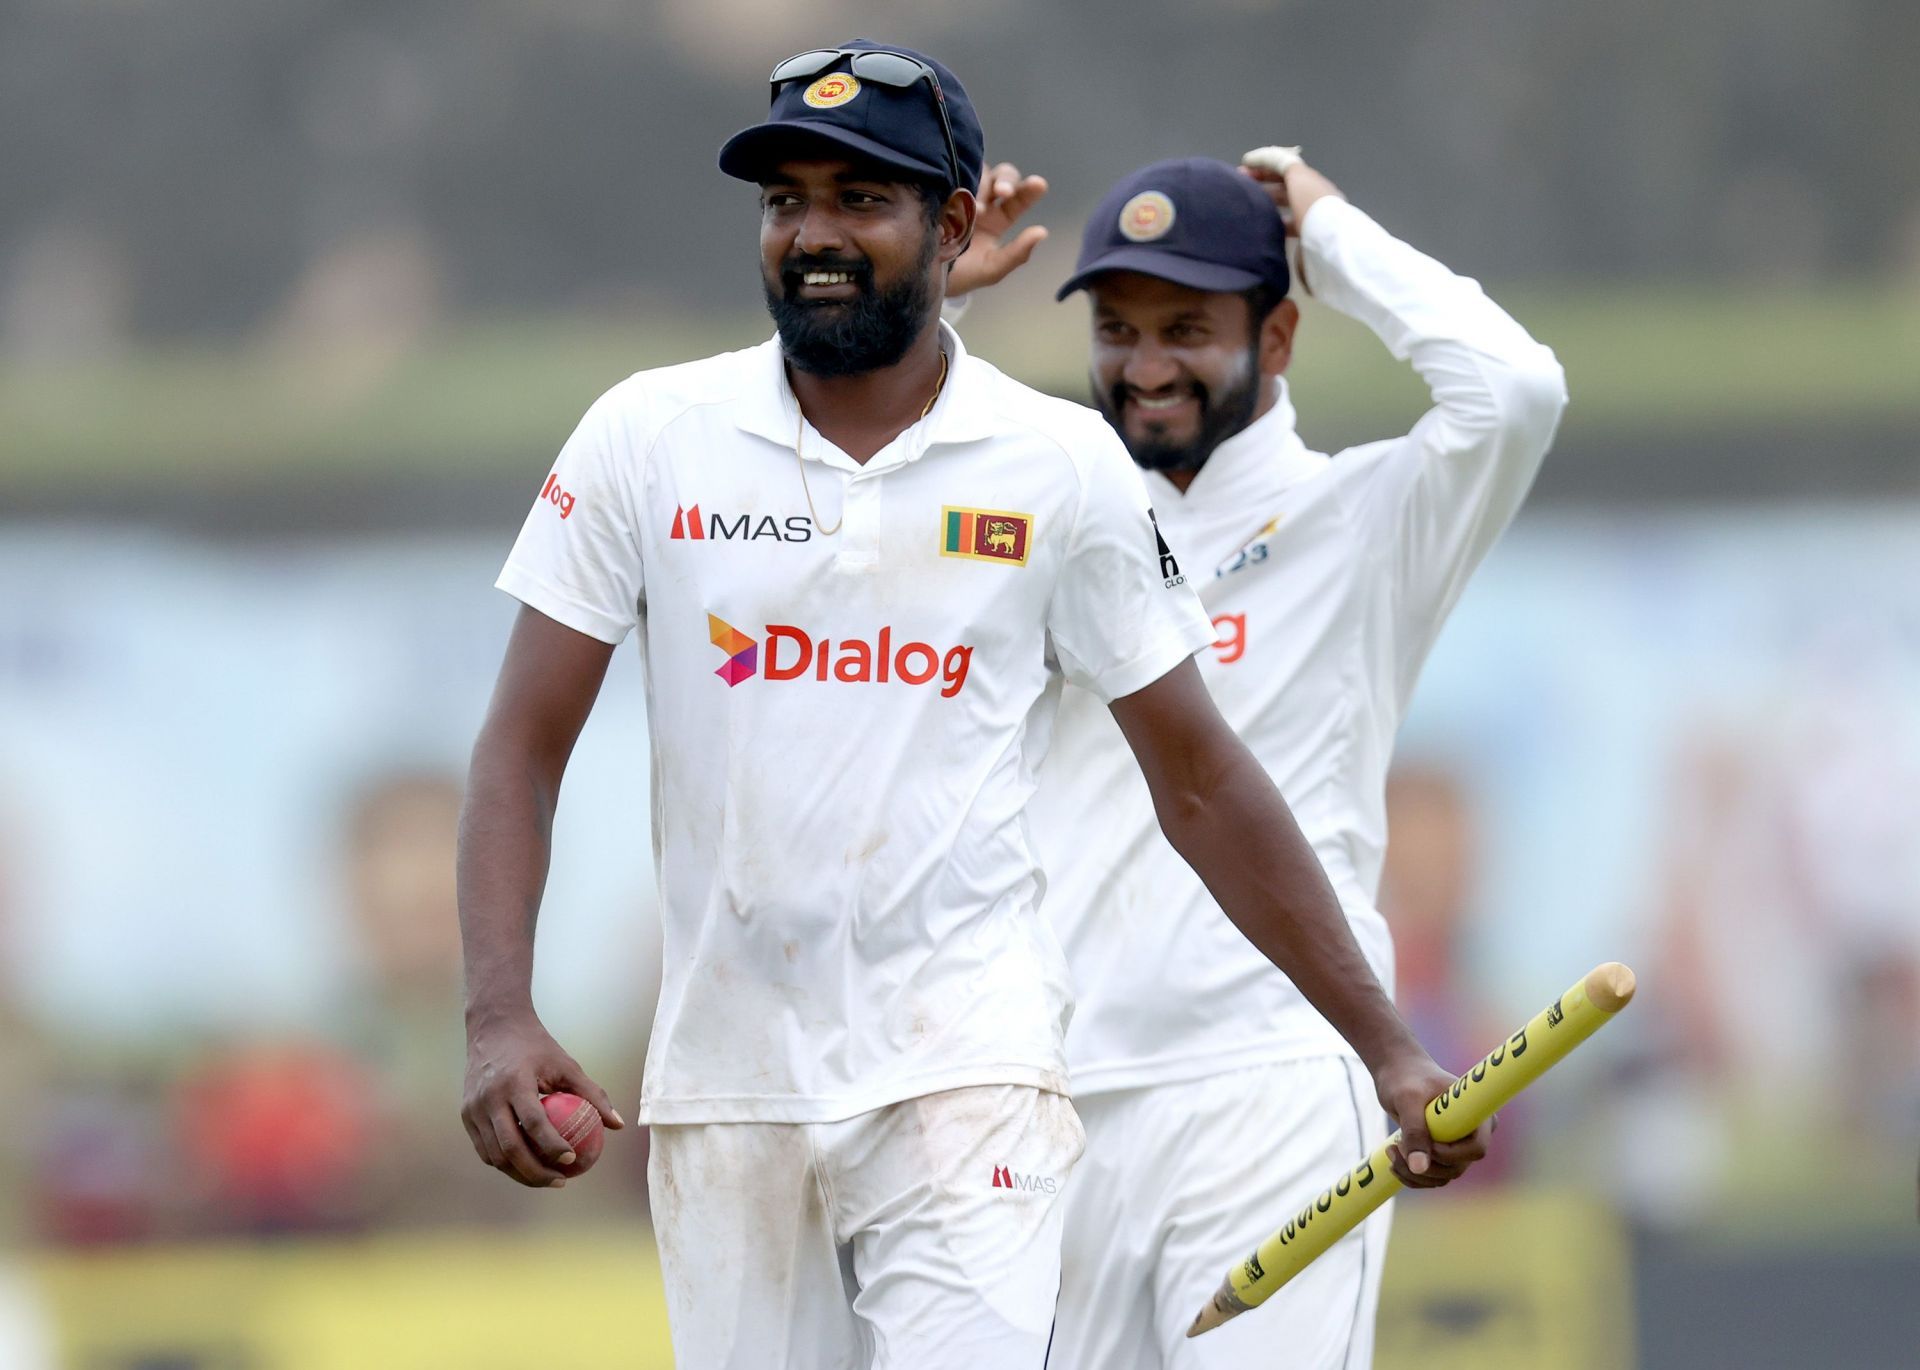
[1049,1055,1391,1370]
[648,1084,1084,1369]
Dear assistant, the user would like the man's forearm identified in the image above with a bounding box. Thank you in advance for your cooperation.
[1155,743,1422,1072]
[457,727,561,1023]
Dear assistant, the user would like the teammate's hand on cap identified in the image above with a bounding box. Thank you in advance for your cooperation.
[1238,146,1340,295]
[1238,147,1342,239]
[1373,1050,1490,1190]
[947,161,1049,299]
[461,1008,625,1189]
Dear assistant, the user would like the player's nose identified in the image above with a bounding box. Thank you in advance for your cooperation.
[793,203,850,257]
[1120,339,1182,393]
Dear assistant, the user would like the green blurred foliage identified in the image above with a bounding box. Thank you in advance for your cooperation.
[5,287,1915,497]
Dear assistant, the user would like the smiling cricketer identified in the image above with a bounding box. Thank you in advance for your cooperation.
[954,150,1567,1367]
[456,43,1491,1368]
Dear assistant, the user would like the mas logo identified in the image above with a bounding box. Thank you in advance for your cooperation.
[672,504,813,543]
[990,1164,1059,1195]
[941,506,1033,566]
[1118,190,1176,242]
[803,74,861,108]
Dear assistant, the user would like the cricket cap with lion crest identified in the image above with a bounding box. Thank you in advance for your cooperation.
[718,39,985,196]
[1058,156,1290,301]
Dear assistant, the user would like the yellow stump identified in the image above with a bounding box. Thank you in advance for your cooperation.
[1187,962,1637,1338]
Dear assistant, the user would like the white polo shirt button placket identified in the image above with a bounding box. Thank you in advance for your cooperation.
[496,320,1217,1127]
[834,452,885,569]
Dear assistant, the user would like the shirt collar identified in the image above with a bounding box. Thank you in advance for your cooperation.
[1145,378,1326,509]
[732,320,997,465]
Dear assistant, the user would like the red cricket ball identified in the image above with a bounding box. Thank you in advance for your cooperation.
[541,1092,605,1178]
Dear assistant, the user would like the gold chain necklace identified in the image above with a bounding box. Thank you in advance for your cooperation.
[795,348,949,537]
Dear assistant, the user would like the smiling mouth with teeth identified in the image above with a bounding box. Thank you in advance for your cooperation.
[1131,393,1197,412]
[802,270,855,286]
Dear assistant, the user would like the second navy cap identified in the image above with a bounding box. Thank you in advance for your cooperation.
[1058,157,1290,301]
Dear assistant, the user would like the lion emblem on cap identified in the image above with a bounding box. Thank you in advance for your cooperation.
[803,74,862,109]
[1118,190,1177,242]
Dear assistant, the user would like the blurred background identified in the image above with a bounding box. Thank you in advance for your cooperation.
[2,1,1916,1366]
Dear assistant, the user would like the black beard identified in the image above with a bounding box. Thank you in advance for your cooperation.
[763,233,939,378]
[1096,343,1263,476]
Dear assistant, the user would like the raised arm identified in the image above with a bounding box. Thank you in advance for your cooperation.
[458,605,625,1188]
[946,161,1051,300]
[1248,154,1569,680]
[1109,659,1486,1186]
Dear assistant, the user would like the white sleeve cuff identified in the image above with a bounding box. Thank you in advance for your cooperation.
[1079,613,1217,703]
[495,563,632,645]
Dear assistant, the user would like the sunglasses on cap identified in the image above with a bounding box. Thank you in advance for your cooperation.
[769,47,962,194]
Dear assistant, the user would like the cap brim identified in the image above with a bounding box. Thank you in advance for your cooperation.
[1055,247,1265,301]
[718,121,948,186]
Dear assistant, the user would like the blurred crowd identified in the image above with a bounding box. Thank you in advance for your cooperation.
[3,726,1912,1252]
[0,768,651,1249]
[1382,699,1920,1225]
[1612,664,1920,1223]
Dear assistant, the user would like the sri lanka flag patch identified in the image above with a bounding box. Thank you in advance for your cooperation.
[941,506,1033,566]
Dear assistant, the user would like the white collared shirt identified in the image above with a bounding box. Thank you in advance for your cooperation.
[1030,198,1569,1094]
[497,322,1216,1123]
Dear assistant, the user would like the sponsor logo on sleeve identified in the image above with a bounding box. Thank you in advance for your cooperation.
[539,472,576,520]
[941,506,1033,566]
[672,505,813,543]
[1149,508,1185,587]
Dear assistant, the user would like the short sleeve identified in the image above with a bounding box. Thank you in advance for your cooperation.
[1045,429,1217,701]
[494,388,645,645]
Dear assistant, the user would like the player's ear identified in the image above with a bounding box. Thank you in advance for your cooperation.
[1257,298,1299,378]
[938,187,978,264]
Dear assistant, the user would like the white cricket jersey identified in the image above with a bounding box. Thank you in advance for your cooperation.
[1031,198,1568,1095]
[497,322,1216,1124]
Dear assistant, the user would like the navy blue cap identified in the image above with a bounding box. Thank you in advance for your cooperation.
[718,40,984,195]
[1057,157,1290,301]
